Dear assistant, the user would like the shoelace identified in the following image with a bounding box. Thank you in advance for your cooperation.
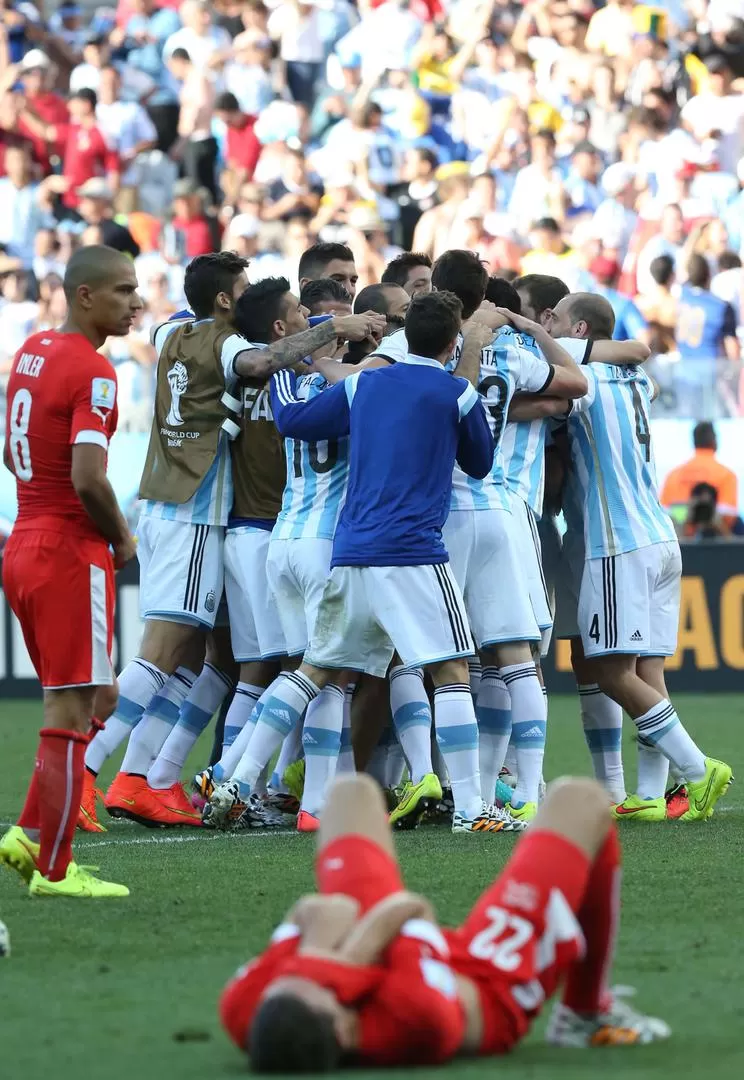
[482,803,517,825]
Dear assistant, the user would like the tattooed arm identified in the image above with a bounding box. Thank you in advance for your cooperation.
[233,313,386,381]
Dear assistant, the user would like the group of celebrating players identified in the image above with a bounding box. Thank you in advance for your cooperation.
[0,235,733,1068]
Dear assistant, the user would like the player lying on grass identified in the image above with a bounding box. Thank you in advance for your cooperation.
[220,774,669,1071]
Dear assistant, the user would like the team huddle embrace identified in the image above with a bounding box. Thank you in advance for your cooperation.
[0,240,732,1065]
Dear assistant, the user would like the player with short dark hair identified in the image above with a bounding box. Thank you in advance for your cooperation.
[0,246,140,897]
[220,773,670,1070]
[381,252,433,296]
[184,251,253,319]
[430,249,489,319]
[298,242,358,299]
[299,277,353,316]
[485,276,522,312]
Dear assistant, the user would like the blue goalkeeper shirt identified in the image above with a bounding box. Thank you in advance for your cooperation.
[270,355,493,567]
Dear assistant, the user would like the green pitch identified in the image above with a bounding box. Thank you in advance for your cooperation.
[1,695,743,1080]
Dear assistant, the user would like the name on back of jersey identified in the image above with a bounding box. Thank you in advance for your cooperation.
[15,352,45,379]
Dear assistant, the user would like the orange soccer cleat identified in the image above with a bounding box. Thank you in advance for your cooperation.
[296,810,320,833]
[105,773,202,828]
[78,769,107,833]
[149,783,203,826]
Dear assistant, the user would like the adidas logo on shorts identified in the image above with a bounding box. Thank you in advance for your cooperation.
[630,630,644,642]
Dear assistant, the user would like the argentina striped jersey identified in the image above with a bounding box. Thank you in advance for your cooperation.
[272,372,349,540]
[449,327,552,513]
[567,364,676,558]
[501,334,590,517]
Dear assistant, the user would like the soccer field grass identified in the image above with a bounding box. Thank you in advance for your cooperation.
[1,695,743,1080]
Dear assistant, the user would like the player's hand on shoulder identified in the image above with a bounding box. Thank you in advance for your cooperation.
[335,311,387,342]
[493,308,541,336]
[468,300,510,331]
[113,534,137,570]
[462,317,497,351]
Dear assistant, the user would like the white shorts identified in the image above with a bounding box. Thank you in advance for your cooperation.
[136,516,224,629]
[509,493,554,654]
[266,537,333,657]
[306,562,472,678]
[443,508,540,649]
[553,528,583,641]
[224,527,285,662]
[579,541,682,658]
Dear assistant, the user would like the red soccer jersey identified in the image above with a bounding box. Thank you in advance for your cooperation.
[220,920,466,1067]
[19,92,69,171]
[225,118,261,179]
[60,123,120,208]
[4,331,118,541]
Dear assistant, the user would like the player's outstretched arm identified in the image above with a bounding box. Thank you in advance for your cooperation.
[492,308,588,398]
[271,368,352,440]
[233,313,386,381]
[456,386,493,479]
[71,445,136,567]
[586,339,651,365]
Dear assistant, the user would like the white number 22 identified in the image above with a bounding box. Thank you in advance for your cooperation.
[468,906,534,972]
[9,388,33,481]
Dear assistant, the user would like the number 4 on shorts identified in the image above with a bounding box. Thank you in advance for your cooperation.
[589,614,600,643]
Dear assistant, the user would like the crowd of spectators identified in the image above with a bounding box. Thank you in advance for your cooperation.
[0,0,743,433]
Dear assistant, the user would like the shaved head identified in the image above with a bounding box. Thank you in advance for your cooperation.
[61,244,142,343]
[63,245,136,303]
[552,292,615,340]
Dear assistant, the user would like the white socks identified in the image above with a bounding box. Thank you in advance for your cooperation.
[85,658,166,775]
[148,664,233,790]
[475,666,511,803]
[233,671,318,796]
[389,666,432,783]
[434,683,481,819]
[301,683,345,815]
[502,662,546,807]
[337,684,356,773]
[634,698,706,784]
[579,683,626,803]
[120,668,197,777]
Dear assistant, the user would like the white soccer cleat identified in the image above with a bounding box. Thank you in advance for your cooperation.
[232,794,286,830]
[452,802,528,834]
[202,780,244,831]
[546,989,671,1048]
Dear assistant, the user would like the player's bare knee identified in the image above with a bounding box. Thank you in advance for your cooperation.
[428,656,469,686]
[538,777,611,856]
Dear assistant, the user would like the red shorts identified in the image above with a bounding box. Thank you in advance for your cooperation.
[3,530,115,689]
[445,830,591,1055]
[315,835,404,913]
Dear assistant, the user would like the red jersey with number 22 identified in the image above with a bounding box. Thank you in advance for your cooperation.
[4,331,118,541]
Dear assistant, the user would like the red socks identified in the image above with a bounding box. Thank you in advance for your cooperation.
[36,728,87,882]
[562,827,621,1016]
[17,755,41,832]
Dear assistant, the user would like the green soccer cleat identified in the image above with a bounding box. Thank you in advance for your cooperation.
[389,773,442,830]
[612,794,666,822]
[505,800,538,823]
[282,760,306,803]
[0,825,40,884]
[29,862,129,899]
[680,758,733,821]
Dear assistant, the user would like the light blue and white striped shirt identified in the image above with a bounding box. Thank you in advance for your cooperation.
[272,373,349,541]
[567,364,676,558]
[501,334,590,517]
[449,327,553,513]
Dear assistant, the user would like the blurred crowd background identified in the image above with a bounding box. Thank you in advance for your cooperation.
[0,0,743,537]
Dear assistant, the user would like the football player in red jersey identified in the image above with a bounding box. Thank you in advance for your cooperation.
[0,245,140,899]
[220,773,670,1070]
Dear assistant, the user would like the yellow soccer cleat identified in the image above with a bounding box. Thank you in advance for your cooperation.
[282,760,306,803]
[29,862,129,899]
[390,773,443,830]
[0,825,40,884]
[612,794,666,822]
[505,800,538,823]
[680,758,733,822]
